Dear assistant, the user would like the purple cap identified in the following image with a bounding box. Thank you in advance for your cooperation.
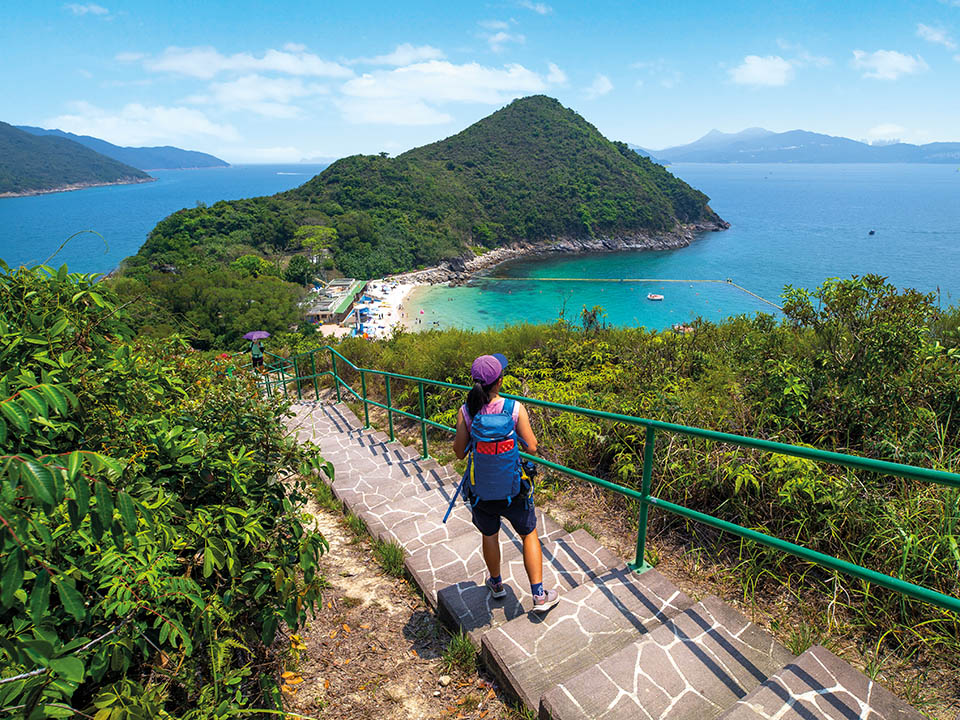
[471,353,508,384]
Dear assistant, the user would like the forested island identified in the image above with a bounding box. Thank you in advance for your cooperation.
[16,125,229,170]
[123,96,726,281]
[0,121,152,197]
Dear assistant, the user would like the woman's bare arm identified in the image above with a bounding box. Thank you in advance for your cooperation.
[453,408,470,459]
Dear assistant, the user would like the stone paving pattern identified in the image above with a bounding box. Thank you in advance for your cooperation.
[285,400,925,720]
[718,645,925,720]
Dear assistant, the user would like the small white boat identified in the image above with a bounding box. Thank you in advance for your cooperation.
[647,293,664,301]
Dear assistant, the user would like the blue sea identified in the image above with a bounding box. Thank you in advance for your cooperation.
[409,164,960,330]
[0,165,328,273]
[2,163,959,330]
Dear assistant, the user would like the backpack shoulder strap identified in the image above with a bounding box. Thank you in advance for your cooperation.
[501,397,515,418]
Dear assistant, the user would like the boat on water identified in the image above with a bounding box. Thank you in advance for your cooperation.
[647,293,664,301]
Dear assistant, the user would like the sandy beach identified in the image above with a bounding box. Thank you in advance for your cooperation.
[351,279,419,339]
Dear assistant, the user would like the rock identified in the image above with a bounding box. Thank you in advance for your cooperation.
[433,690,441,697]
[439,675,451,687]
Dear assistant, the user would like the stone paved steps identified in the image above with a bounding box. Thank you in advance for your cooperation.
[540,596,795,720]
[481,566,694,711]
[717,645,925,720]
[286,401,924,720]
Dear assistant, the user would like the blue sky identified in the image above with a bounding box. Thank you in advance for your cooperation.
[3,1,959,162]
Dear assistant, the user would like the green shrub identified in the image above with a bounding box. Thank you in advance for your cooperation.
[373,540,406,577]
[0,260,328,718]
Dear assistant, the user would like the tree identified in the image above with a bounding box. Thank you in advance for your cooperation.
[294,224,338,254]
[284,255,315,286]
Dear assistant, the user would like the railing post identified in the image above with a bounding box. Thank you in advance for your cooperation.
[385,375,395,442]
[330,348,341,403]
[629,425,656,574]
[294,356,302,401]
[418,381,429,459]
[279,361,288,399]
[361,370,370,428]
[310,351,319,398]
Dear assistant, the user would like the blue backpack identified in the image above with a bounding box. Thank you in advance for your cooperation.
[466,398,522,503]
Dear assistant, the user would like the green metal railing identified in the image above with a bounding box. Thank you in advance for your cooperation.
[256,345,960,615]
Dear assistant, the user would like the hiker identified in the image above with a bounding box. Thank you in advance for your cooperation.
[452,353,560,612]
[249,339,264,369]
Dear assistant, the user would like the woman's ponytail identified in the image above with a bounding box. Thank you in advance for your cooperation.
[466,380,492,417]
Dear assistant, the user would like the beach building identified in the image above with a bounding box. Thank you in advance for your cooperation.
[304,278,366,324]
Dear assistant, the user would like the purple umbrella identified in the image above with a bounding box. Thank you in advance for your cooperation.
[243,330,270,341]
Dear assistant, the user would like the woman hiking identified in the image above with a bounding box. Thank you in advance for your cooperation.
[453,353,560,612]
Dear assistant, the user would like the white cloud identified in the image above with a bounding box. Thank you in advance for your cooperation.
[852,49,928,79]
[48,101,240,145]
[917,23,957,50]
[342,60,546,104]
[632,59,683,88]
[729,55,793,86]
[865,123,908,145]
[546,62,567,84]
[585,74,613,98]
[65,3,108,15]
[353,43,445,66]
[283,42,307,52]
[479,20,510,30]
[145,46,352,79]
[519,1,552,14]
[115,52,145,63]
[486,31,525,52]
[188,74,327,118]
[335,97,453,125]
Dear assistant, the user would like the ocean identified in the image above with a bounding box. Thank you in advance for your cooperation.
[2,163,958,330]
[408,163,960,331]
[0,164,328,274]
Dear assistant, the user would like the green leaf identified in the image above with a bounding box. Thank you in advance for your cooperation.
[1,547,25,609]
[89,512,104,542]
[0,399,30,432]
[18,388,47,418]
[21,459,56,506]
[72,472,90,517]
[56,579,86,622]
[95,480,114,526]
[30,572,52,621]
[66,451,82,482]
[116,492,137,534]
[0,416,6,445]
[49,655,84,683]
[38,384,69,415]
[49,317,70,337]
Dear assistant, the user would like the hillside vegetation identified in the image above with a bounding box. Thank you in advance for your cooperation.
[123,96,724,280]
[0,259,328,717]
[280,276,960,676]
[16,126,229,170]
[0,122,151,195]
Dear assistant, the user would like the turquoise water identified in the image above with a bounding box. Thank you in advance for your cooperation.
[410,163,960,330]
[0,165,327,274]
[2,162,959,331]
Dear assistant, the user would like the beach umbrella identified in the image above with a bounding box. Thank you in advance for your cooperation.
[419,309,425,314]
[243,330,270,340]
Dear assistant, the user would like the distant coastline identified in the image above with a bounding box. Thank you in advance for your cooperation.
[0,176,155,199]
[388,219,730,286]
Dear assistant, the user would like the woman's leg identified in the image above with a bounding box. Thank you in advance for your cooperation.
[481,532,501,577]
[520,529,542,585]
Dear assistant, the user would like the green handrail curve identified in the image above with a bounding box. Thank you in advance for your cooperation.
[256,345,960,615]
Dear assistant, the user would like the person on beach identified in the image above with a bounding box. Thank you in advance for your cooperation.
[453,353,560,612]
[249,339,264,369]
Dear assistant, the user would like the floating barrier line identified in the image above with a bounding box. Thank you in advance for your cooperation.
[485,276,783,310]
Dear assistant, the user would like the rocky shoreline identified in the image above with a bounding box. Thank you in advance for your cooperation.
[390,220,730,285]
[0,176,155,199]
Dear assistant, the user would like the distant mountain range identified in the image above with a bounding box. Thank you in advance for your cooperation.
[650,128,960,164]
[16,126,229,170]
[627,144,665,165]
[0,121,152,197]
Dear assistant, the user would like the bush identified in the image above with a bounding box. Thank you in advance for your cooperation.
[0,260,328,718]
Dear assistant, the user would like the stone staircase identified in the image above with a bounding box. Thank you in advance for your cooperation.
[287,400,925,720]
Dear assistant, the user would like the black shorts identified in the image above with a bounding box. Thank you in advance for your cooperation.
[470,497,537,537]
[252,356,264,368]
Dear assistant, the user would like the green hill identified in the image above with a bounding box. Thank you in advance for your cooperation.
[0,121,152,196]
[16,125,229,170]
[126,96,725,279]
